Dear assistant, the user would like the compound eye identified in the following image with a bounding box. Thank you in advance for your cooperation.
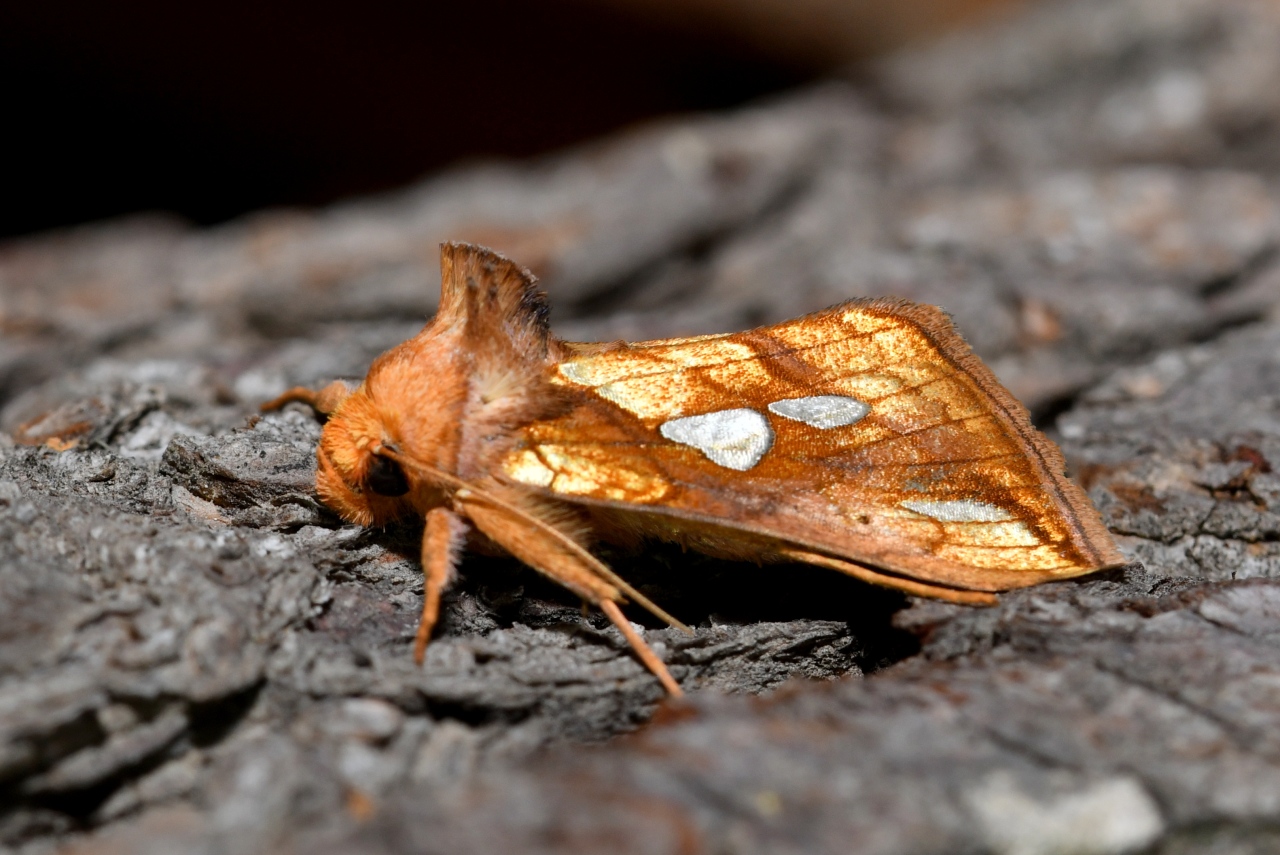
[365,455,410,497]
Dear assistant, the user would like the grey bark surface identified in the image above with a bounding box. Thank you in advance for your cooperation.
[5,0,1280,852]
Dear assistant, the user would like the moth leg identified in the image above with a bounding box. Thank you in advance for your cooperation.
[415,507,469,664]
[260,380,354,416]
[779,548,1000,606]
[455,490,683,696]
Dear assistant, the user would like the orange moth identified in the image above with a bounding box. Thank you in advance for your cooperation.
[265,242,1124,696]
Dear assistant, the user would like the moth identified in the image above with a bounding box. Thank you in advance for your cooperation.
[266,242,1124,696]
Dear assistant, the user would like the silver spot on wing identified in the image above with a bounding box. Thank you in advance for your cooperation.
[659,408,773,471]
[768,395,870,429]
[900,499,1015,523]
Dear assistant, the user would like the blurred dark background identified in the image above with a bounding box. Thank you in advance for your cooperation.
[0,0,1019,239]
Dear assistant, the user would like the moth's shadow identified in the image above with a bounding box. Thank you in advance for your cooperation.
[410,539,923,674]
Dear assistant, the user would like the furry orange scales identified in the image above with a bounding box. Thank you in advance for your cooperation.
[264,242,1124,696]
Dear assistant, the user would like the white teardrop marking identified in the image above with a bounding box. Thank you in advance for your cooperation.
[768,395,870,429]
[900,499,1014,523]
[659,408,773,471]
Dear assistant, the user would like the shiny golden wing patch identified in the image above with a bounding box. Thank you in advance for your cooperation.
[502,299,1124,594]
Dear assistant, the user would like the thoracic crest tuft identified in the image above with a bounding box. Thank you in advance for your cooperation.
[438,241,552,359]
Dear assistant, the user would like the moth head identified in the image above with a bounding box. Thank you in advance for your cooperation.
[312,390,408,526]
[314,342,467,526]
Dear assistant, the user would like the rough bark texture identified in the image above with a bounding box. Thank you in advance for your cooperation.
[5,0,1280,852]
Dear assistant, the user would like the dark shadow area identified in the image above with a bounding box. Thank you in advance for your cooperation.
[188,684,264,749]
[447,542,921,675]
[0,0,809,239]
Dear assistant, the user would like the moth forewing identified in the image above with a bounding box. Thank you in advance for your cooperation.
[276,241,1124,699]
[506,298,1125,595]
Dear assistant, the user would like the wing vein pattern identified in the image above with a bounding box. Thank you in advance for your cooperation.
[503,299,1124,592]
